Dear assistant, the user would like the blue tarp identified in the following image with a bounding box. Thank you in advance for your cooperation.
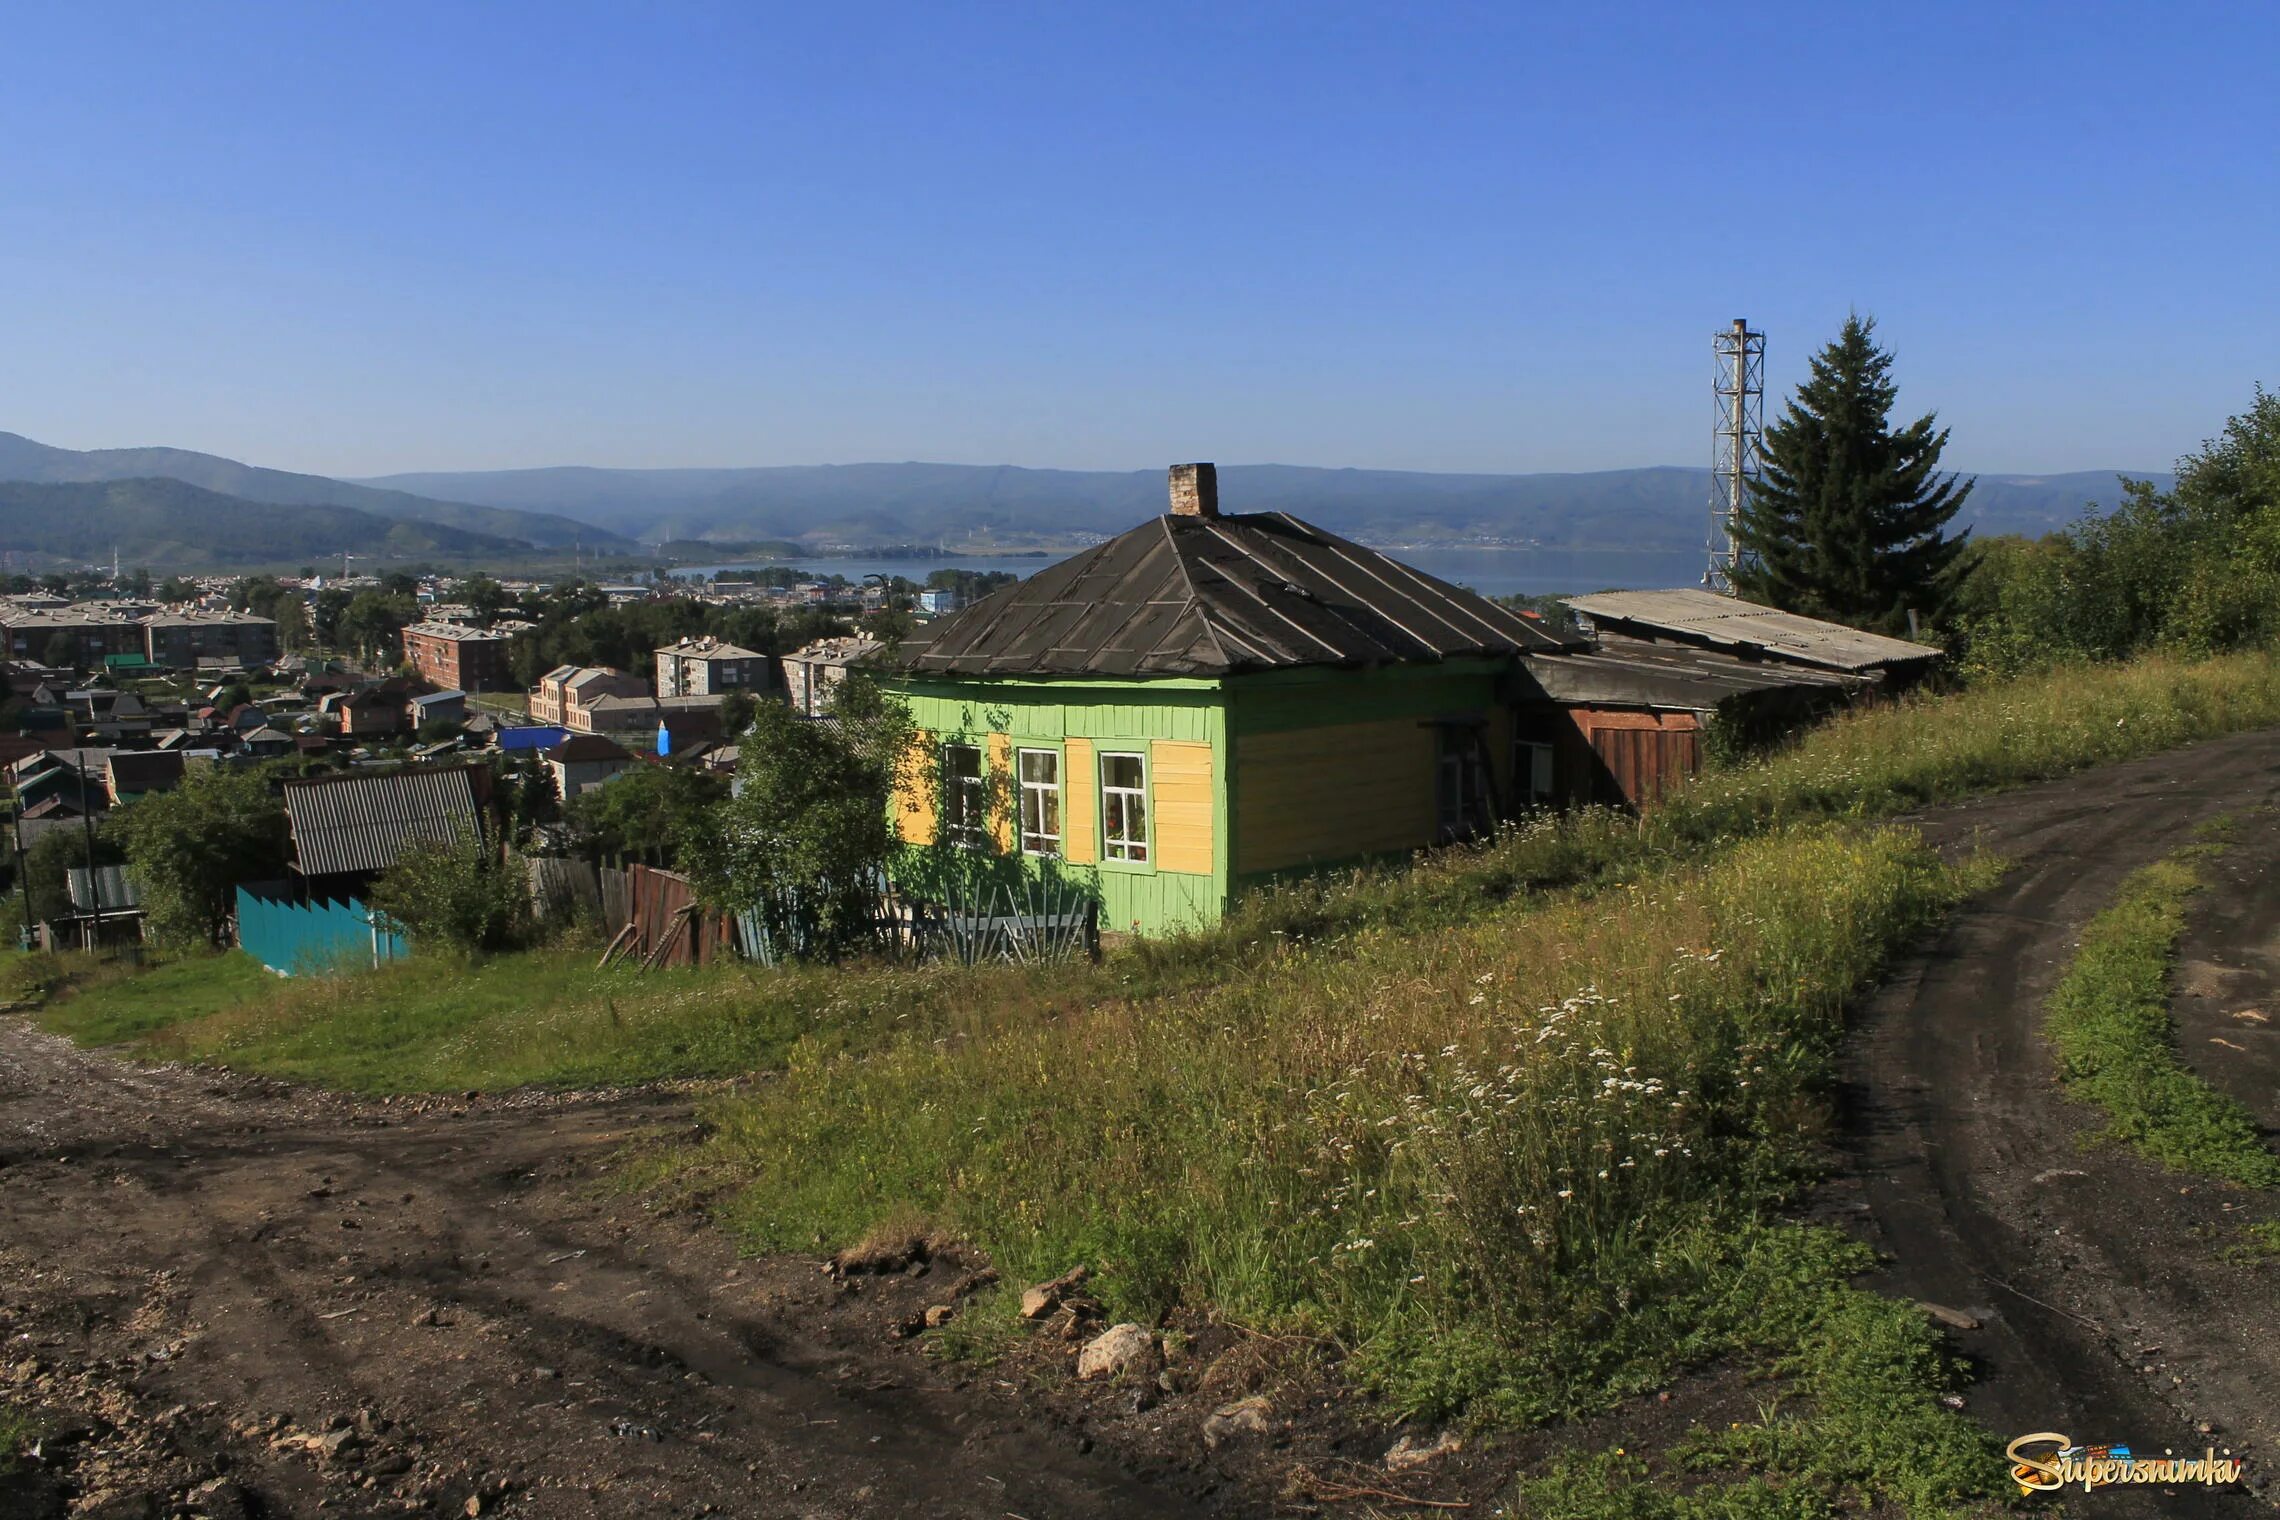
[497,725,571,752]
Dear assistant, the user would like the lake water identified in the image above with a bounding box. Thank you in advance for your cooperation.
[672,546,1705,600]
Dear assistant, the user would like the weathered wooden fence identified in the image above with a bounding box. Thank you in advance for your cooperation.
[595,863,737,969]
[236,884,407,976]
[526,856,604,925]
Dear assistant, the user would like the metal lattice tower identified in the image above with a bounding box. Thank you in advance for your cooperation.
[1704,317,1765,592]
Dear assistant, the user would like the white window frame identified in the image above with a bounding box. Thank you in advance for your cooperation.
[1515,738,1556,808]
[1017,747,1062,857]
[1099,750,1150,864]
[1435,740,1491,843]
[941,742,987,848]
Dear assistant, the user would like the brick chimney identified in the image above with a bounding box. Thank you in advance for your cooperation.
[1168,462,1219,519]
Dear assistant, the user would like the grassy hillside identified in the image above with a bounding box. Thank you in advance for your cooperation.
[30,647,2280,1514]
[0,477,534,565]
[0,430,631,549]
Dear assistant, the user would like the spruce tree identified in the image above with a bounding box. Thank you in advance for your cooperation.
[1731,316,1972,635]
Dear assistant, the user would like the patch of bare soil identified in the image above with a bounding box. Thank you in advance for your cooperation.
[0,1024,1219,1519]
[0,1006,1773,1519]
[2171,824,2280,1137]
[1845,727,2280,1517]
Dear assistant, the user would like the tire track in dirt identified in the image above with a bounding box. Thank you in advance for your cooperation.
[1844,726,2280,1517]
[0,1021,1214,1518]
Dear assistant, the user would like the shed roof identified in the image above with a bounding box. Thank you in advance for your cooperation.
[1562,589,1940,673]
[1517,634,1863,711]
[282,765,483,877]
[66,865,143,913]
[904,513,1582,679]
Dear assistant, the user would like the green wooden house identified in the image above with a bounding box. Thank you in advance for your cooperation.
[883,464,1582,934]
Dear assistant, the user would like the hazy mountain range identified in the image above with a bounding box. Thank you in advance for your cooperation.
[366,461,2169,552]
[0,431,621,551]
[0,429,2171,568]
[0,478,535,566]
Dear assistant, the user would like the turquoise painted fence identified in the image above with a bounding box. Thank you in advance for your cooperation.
[235,886,407,976]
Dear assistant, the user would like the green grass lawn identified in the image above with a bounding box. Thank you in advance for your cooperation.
[34,952,274,1046]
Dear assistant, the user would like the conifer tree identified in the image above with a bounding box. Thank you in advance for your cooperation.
[1731,316,1972,634]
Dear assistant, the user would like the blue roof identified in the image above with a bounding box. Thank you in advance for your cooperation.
[497,725,571,752]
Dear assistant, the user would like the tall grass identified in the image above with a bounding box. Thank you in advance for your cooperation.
[677,828,1998,1420]
[2044,850,2280,1187]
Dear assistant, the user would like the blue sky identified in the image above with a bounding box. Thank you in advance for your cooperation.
[1,2,2273,477]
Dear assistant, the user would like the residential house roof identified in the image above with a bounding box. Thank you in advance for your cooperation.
[282,765,484,877]
[402,621,509,642]
[544,734,633,764]
[657,636,763,660]
[903,512,1583,679]
[1562,590,1941,674]
[787,636,885,669]
[105,750,186,798]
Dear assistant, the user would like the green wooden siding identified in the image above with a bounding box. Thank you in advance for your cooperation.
[886,677,1231,935]
[886,661,1512,934]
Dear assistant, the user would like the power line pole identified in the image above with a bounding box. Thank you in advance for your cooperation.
[1705,317,1765,592]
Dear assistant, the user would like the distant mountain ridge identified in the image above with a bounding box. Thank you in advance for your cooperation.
[0,429,2173,562]
[0,431,629,550]
[363,460,2173,551]
[0,478,532,566]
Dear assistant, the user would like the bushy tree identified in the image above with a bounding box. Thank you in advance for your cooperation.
[115,768,292,947]
[567,762,726,864]
[368,834,531,954]
[683,675,914,959]
[1732,315,1972,634]
[1960,387,2280,674]
[21,820,126,929]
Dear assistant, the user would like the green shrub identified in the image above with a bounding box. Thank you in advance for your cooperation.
[368,835,533,955]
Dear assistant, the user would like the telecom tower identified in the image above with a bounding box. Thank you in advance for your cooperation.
[1704,317,1765,592]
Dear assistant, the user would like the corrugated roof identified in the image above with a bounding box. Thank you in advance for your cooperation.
[66,865,143,912]
[1517,634,1863,710]
[283,765,483,877]
[1562,589,1940,673]
[905,513,1583,678]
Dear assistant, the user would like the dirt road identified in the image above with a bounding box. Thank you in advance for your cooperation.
[1847,726,2280,1516]
[0,1027,1210,1519]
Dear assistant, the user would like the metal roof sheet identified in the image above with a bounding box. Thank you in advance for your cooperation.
[283,765,483,877]
[1517,634,1863,710]
[67,865,143,912]
[1561,589,1940,673]
[905,513,1583,678]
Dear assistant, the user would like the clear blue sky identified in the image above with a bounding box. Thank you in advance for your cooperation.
[1,1,2272,478]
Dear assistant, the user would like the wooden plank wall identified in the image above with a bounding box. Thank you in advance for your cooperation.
[1232,717,1436,875]
[1559,708,1702,806]
[1150,739,1214,875]
[1062,737,1097,864]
